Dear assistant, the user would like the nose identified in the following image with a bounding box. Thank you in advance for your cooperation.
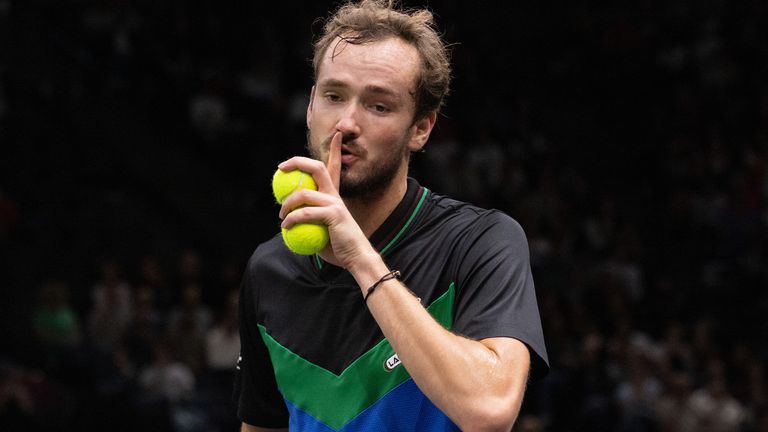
[335,103,361,140]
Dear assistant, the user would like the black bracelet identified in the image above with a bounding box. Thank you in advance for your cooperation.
[364,270,401,303]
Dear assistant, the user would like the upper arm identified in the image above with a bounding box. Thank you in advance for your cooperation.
[453,212,549,377]
[241,423,288,432]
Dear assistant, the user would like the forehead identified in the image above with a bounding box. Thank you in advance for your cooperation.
[317,36,420,93]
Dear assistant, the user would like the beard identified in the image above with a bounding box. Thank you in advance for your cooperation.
[307,130,410,201]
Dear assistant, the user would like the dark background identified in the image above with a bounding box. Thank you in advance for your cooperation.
[1,0,767,431]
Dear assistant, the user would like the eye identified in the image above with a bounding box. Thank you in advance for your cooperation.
[325,93,342,103]
[372,104,389,113]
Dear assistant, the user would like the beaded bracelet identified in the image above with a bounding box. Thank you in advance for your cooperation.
[363,270,401,303]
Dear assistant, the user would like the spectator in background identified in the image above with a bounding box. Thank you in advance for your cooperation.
[200,290,241,432]
[167,283,212,334]
[177,249,203,288]
[614,344,663,431]
[655,372,695,432]
[138,341,195,403]
[138,255,174,312]
[214,258,243,308]
[121,284,164,372]
[87,260,132,353]
[658,321,695,376]
[166,284,209,375]
[680,377,748,432]
[135,342,196,432]
[204,290,239,373]
[165,312,207,377]
[32,279,81,352]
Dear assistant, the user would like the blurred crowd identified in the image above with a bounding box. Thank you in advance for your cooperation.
[2,251,241,431]
[2,0,768,431]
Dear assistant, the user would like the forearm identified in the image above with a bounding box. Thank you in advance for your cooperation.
[349,256,530,431]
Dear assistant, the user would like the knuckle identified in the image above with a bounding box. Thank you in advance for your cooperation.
[330,202,346,219]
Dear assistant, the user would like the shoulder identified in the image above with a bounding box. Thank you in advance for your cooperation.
[241,234,322,301]
[243,234,297,278]
[240,234,301,300]
[249,233,287,261]
[422,190,528,246]
[424,190,517,223]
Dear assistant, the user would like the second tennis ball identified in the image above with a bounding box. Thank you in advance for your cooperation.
[272,169,329,255]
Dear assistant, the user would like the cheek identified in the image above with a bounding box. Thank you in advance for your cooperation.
[369,135,404,158]
[306,130,326,161]
[377,123,411,146]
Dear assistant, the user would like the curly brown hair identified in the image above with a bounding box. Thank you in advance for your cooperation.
[312,0,451,122]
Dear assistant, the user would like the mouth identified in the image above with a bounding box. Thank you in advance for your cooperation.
[340,144,359,167]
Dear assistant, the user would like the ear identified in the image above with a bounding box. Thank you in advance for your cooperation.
[408,111,437,152]
[306,86,316,129]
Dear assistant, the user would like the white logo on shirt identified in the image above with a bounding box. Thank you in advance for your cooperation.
[384,353,401,372]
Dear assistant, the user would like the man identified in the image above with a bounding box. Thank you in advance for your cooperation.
[236,1,548,431]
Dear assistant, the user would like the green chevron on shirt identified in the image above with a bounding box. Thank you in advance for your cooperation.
[258,282,456,430]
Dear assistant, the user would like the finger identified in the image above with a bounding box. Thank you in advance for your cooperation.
[278,189,336,220]
[326,131,342,192]
[278,156,336,194]
[280,204,334,230]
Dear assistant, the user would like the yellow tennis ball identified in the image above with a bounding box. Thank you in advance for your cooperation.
[272,169,318,204]
[281,224,329,255]
[271,168,329,255]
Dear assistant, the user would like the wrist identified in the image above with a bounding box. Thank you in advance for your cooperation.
[364,270,401,303]
[346,250,390,295]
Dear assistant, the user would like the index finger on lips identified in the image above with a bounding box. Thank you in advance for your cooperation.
[326,131,342,192]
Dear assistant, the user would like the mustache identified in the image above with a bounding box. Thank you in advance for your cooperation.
[320,133,365,156]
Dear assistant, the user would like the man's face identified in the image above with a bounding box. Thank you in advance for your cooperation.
[307,36,431,199]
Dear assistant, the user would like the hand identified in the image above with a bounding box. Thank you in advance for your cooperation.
[277,132,376,268]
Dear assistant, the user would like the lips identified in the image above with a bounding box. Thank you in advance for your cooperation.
[341,152,357,165]
[340,146,358,165]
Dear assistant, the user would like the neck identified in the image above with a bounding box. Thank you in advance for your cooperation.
[344,171,408,238]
